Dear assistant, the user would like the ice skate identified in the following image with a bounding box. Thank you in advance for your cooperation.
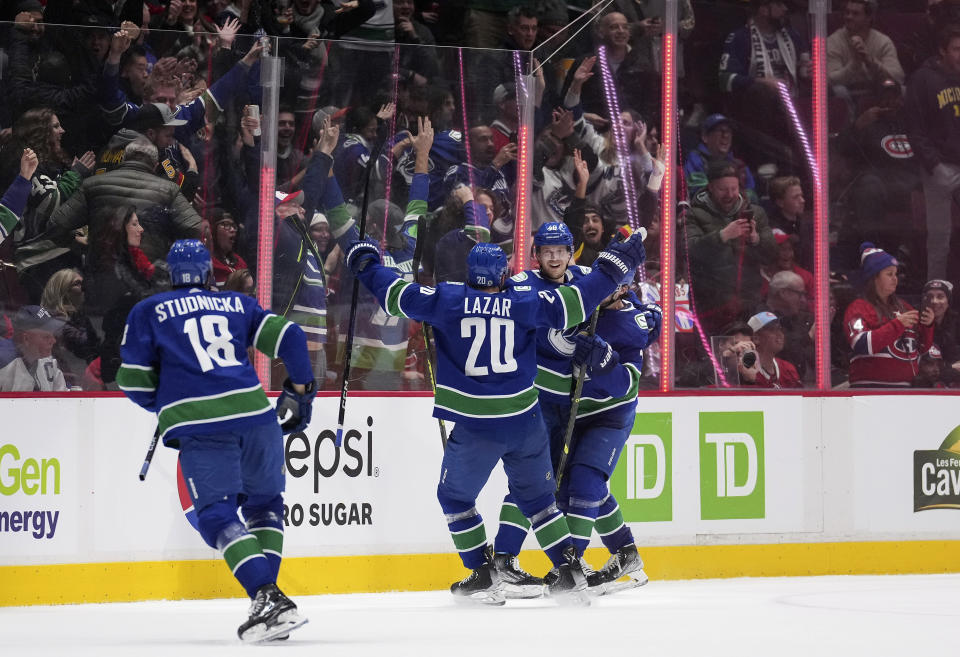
[587,544,649,595]
[544,546,591,607]
[493,553,545,599]
[450,546,506,606]
[237,583,308,643]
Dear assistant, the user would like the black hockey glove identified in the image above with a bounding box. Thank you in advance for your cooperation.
[593,229,646,281]
[572,332,619,375]
[345,239,381,274]
[276,378,317,435]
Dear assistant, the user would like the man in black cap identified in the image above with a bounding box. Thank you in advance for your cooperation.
[0,306,67,392]
[685,160,776,337]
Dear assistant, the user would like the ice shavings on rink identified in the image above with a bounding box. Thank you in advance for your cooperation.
[3,574,959,657]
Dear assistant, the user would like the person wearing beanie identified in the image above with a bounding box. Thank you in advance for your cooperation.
[208,209,248,288]
[921,278,960,375]
[843,242,934,387]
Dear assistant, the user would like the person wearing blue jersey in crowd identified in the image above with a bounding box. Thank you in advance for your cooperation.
[116,240,316,643]
[343,228,647,606]
[324,116,436,389]
[566,270,661,594]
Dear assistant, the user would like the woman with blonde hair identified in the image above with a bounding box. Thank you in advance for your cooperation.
[40,267,100,388]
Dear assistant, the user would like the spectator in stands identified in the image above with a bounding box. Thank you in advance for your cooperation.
[0,148,36,247]
[572,11,660,121]
[208,208,247,288]
[433,184,491,283]
[1,109,96,300]
[913,345,949,388]
[844,242,934,387]
[0,305,68,392]
[762,269,815,383]
[827,0,905,98]
[905,23,960,282]
[685,160,777,337]
[720,0,811,98]
[19,138,201,270]
[223,268,256,296]
[719,0,810,168]
[921,278,960,373]
[683,113,758,202]
[40,267,100,388]
[766,175,813,270]
[464,0,516,49]
[442,124,514,219]
[84,204,166,320]
[395,0,441,85]
[335,103,396,206]
[834,78,921,273]
[742,310,803,388]
[276,107,306,188]
[565,148,616,267]
[762,230,814,310]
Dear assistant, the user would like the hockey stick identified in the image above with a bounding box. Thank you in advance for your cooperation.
[556,225,644,490]
[138,426,160,481]
[411,215,448,449]
[335,139,386,447]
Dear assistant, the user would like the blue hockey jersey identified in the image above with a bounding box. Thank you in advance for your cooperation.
[576,299,655,418]
[355,261,621,426]
[507,265,590,404]
[117,287,312,446]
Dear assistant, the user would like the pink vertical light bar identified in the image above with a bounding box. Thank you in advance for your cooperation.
[457,48,476,192]
[512,51,531,272]
[659,20,677,392]
[381,45,401,249]
[811,1,830,390]
[255,166,276,387]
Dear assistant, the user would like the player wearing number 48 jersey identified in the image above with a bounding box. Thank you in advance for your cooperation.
[345,231,646,606]
[117,239,316,643]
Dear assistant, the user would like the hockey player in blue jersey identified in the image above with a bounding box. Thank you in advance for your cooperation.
[490,221,590,597]
[566,270,662,594]
[116,240,317,642]
[344,232,646,605]
[491,223,662,597]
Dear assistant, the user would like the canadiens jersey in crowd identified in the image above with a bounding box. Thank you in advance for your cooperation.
[844,298,934,386]
[508,265,590,405]
[356,260,619,426]
[116,287,311,445]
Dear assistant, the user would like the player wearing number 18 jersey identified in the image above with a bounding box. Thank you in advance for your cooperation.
[345,232,646,606]
[117,240,316,643]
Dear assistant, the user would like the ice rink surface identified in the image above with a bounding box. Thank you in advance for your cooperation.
[4,574,958,656]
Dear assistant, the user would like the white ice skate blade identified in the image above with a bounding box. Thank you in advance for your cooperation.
[240,611,309,644]
[502,583,546,600]
[599,569,650,596]
[452,589,506,606]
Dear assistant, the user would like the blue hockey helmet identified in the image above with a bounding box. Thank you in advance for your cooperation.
[467,242,509,289]
[167,239,212,286]
[534,221,574,250]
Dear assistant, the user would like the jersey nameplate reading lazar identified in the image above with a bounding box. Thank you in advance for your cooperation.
[154,293,247,322]
[463,296,513,317]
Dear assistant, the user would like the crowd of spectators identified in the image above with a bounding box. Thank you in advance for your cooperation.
[1,0,960,392]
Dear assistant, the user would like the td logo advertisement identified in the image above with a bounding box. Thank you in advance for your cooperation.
[699,412,765,520]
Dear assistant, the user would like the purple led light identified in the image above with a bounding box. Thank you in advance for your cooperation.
[778,81,820,190]
[597,46,641,235]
